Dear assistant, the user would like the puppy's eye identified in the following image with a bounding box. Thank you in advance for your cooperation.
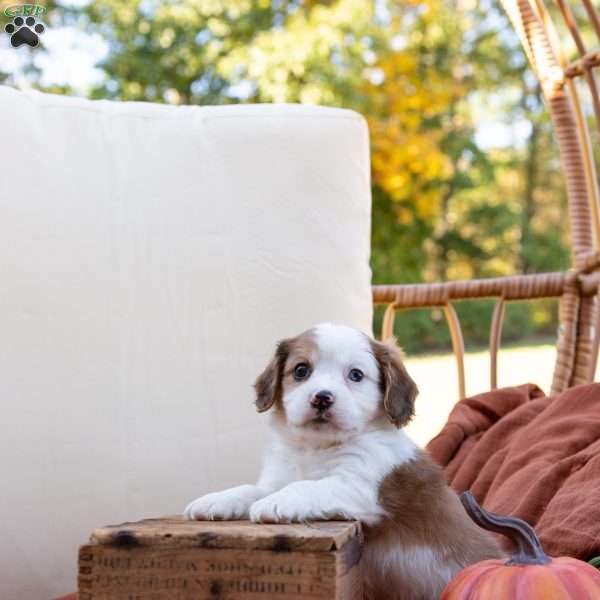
[293,363,311,381]
[348,368,364,382]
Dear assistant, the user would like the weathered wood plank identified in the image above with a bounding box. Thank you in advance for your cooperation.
[91,517,361,552]
[79,518,363,599]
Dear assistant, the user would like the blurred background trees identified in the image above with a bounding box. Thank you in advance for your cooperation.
[2,0,572,352]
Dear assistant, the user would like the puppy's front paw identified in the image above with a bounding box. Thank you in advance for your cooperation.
[184,485,263,520]
[249,490,309,523]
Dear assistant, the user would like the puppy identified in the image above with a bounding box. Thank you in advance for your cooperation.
[184,323,503,600]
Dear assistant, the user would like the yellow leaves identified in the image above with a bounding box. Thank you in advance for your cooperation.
[364,1,471,223]
[300,84,335,104]
[368,75,456,219]
[155,3,202,26]
[369,112,451,219]
[446,258,474,280]
[391,53,418,75]
[124,81,143,99]
[206,17,229,37]
[159,27,176,48]
[394,205,415,225]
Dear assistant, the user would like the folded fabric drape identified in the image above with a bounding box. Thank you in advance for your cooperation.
[428,383,600,561]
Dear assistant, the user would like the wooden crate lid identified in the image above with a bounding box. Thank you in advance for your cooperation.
[91,517,361,552]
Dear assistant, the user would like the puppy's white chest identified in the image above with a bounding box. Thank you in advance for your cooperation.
[292,447,338,481]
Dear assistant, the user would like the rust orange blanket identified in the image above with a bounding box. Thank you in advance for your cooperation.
[427,383,600,560]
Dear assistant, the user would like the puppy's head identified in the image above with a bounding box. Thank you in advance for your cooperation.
[254,323,418,442]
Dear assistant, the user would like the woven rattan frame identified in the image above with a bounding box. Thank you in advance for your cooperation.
[373,0,600,399]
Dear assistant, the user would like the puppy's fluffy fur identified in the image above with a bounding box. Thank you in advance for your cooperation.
[184,324,502,600]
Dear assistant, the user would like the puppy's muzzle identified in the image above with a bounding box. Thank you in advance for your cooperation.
[311,390,334,413]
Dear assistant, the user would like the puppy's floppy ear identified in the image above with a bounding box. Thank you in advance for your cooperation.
[254,339,290,412]
[371,338,418,427]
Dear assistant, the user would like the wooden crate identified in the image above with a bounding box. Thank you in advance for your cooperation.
[78,517,363,599]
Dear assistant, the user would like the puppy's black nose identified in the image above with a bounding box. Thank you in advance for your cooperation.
[311,390,334,411]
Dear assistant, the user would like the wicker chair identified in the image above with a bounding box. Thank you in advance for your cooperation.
[374,0,600,400]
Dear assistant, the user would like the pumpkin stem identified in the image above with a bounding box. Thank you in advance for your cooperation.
[460,491,551,566]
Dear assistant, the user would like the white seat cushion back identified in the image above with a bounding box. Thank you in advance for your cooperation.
[0,86,372,600]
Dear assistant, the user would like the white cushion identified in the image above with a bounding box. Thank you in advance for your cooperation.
[0,86,372,599]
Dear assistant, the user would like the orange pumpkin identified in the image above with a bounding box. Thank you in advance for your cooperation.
[441,492,600,599]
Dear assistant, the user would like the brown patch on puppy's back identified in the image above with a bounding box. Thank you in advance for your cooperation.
[362,451,503,600]
[376,453,501,559]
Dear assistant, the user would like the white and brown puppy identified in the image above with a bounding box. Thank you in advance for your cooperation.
[184,323,502,600]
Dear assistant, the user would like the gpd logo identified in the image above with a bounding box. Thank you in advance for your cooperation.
[4,3,46,47]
